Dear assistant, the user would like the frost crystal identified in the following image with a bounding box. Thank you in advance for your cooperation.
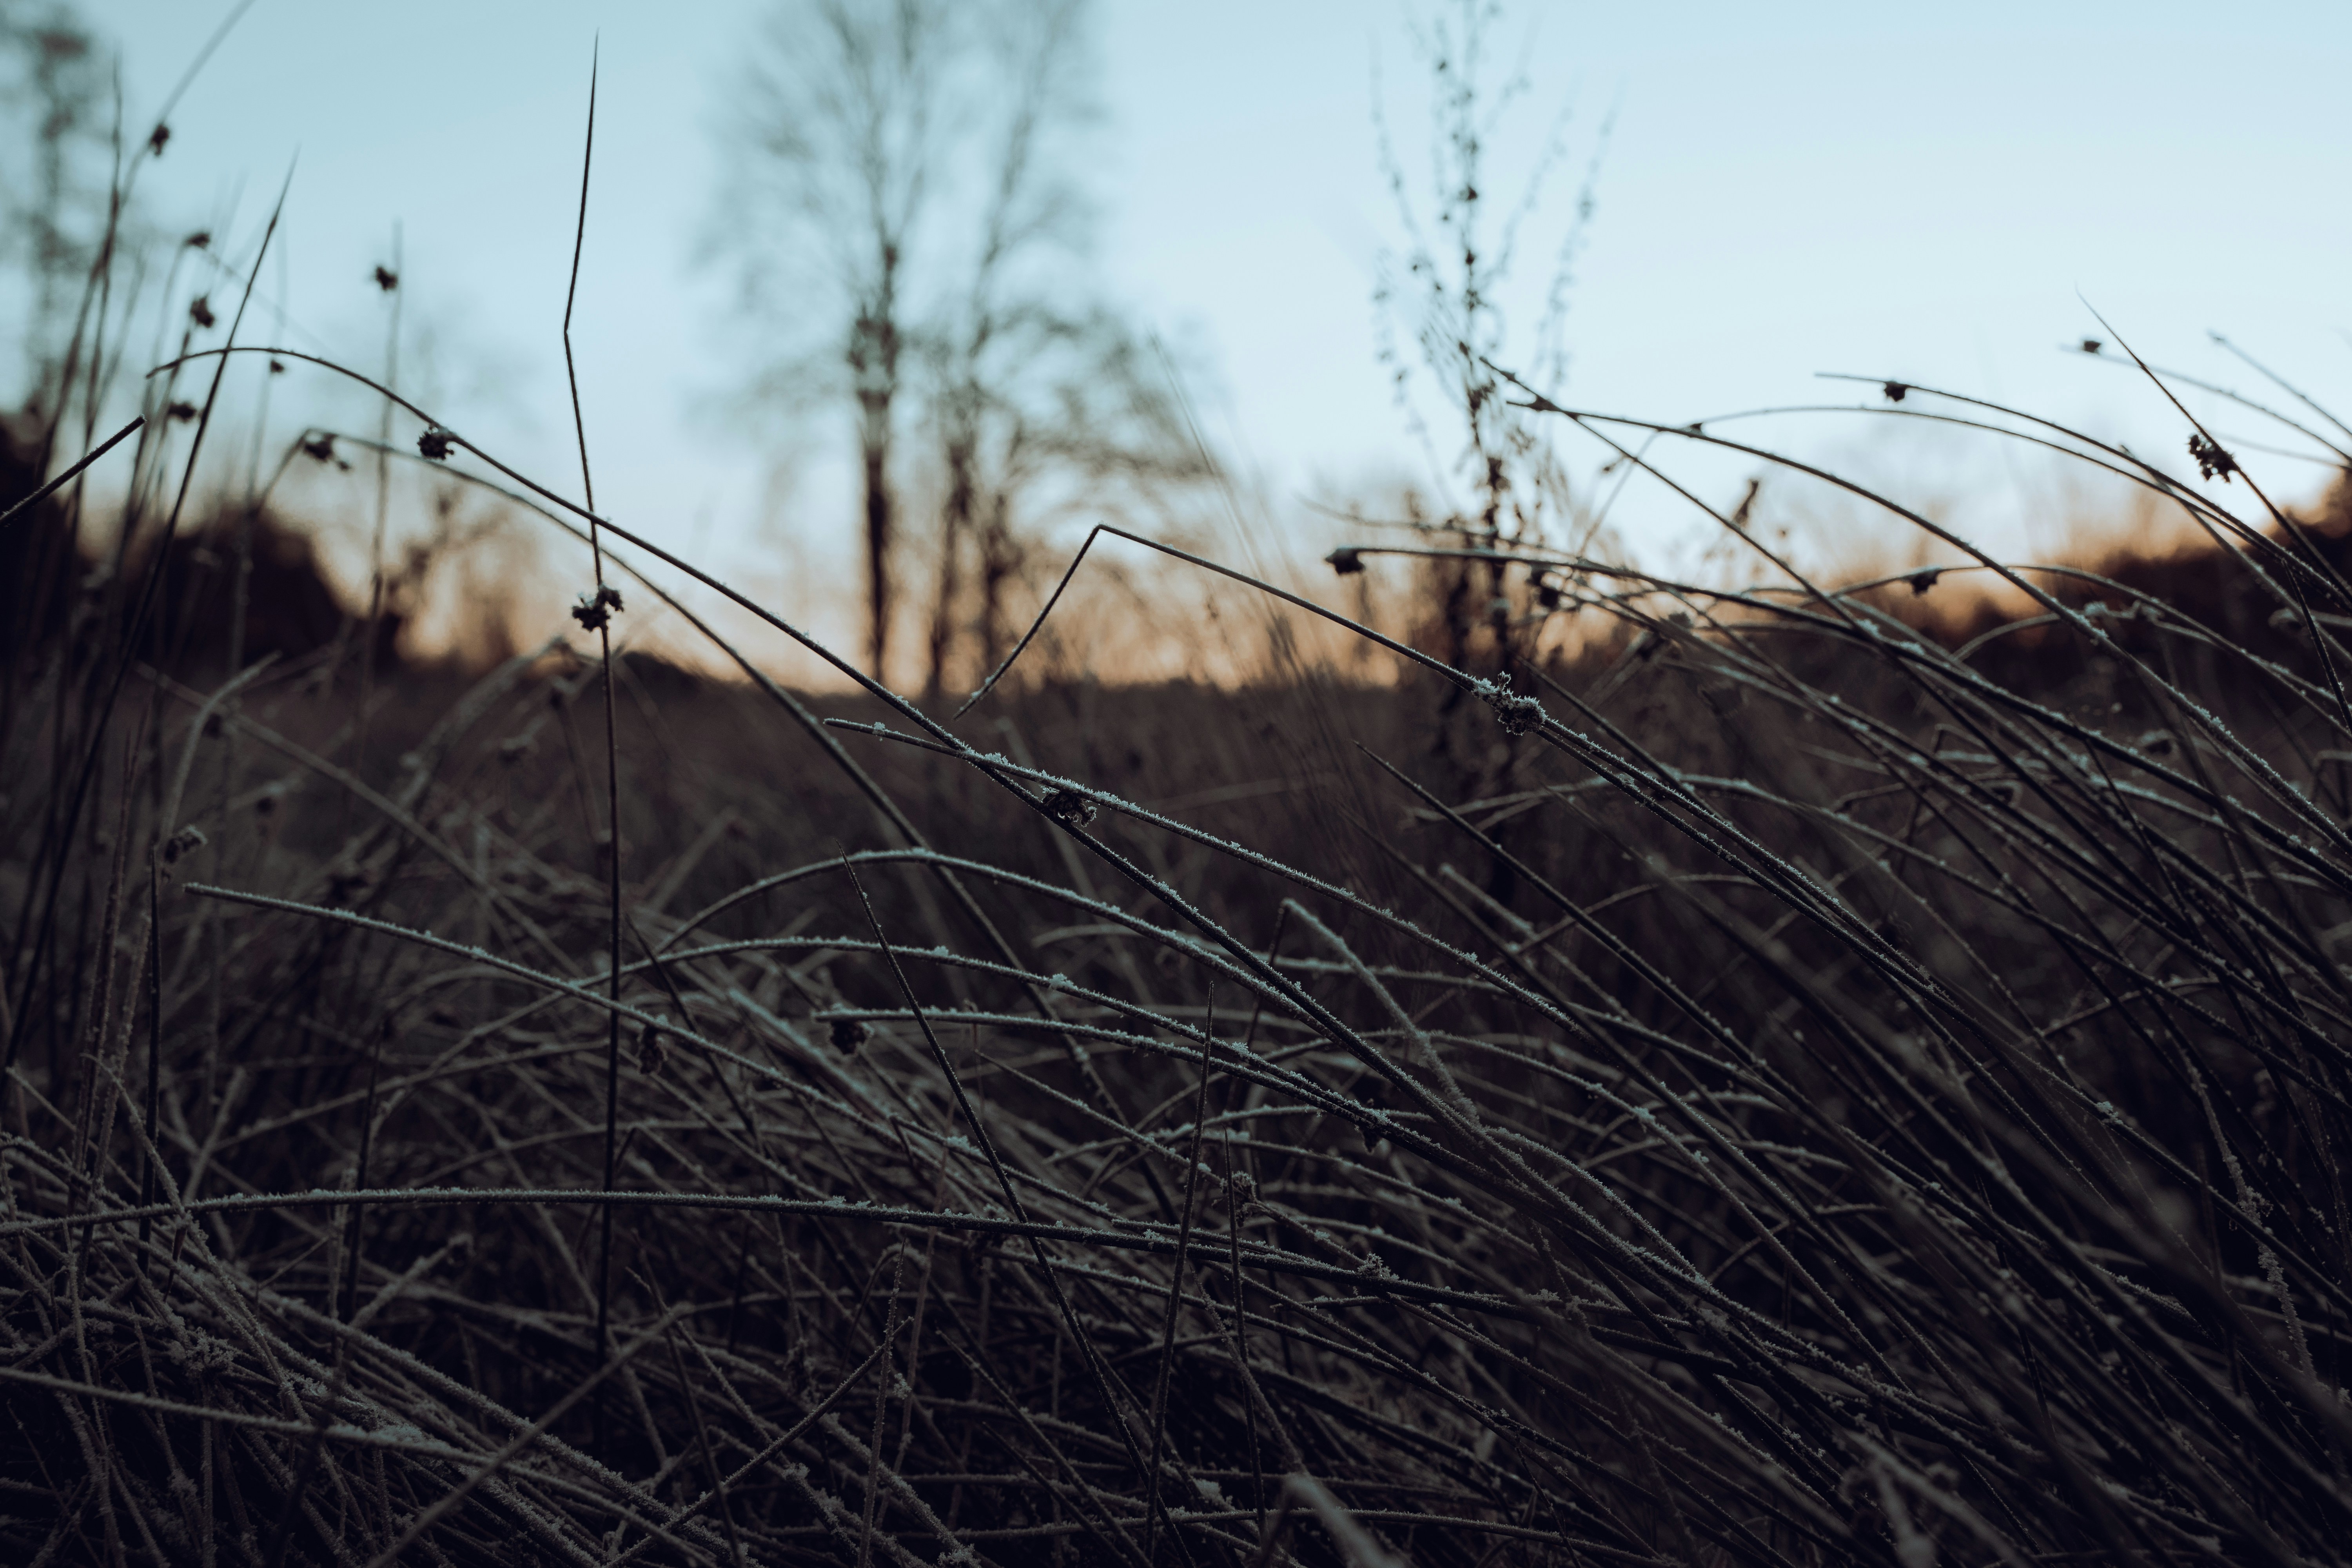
[1481,672,1545,736]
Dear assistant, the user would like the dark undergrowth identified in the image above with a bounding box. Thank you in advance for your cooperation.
[11,355,2352,1567]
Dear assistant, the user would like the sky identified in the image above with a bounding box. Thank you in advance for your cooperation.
[65,0,2352,675]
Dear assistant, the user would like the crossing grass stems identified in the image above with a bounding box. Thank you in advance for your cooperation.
[11,42,2352,1568]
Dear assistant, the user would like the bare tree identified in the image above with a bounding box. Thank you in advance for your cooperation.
[718,0,1203,693]
[720,0,953,680]
[915,0,1192,697]
[942,309,1207,686]
[1373,0,1605,669]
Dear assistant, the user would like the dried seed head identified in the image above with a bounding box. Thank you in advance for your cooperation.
[268,358,286,375]
[184,229,210,250]
[1325,546,1365,576]
[829,1017,871,1053]
[160,824,208,870]
[636,1022,670,1077]
[189,295,215,329]
[2080,338,2102,354]
[416,426,456,461]
[1882,381,1907,403]
[374,264,399,292]
[1482,672,1544,736]
[147,122,169,155]
[167,401,197,423]
[1907,567,1941,596]
[301,434,337,464]
[2188,432,2238,483]
[1042,788,1097,828]
[570,583,623,632]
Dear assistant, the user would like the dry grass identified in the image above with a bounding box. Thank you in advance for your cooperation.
[8,27,2352,1552]
[9,382,2352,1567]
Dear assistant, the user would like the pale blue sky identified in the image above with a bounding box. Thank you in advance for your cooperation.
[80,0,2352,667]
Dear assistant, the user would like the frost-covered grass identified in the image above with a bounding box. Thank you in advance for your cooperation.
[10,372,2352,1566]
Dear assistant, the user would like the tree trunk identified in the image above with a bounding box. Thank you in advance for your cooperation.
[861,429,891,681]
[927,423,976,702]
[851,288,900,682]
[977,489,1021,677]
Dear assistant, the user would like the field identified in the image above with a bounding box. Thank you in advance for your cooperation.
[8,380,2352,1568]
